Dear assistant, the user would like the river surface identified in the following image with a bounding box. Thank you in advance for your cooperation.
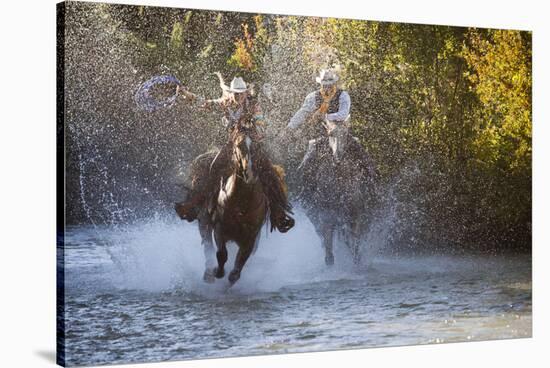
[60,212,532,366]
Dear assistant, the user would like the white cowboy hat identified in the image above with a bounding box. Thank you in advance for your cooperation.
[315,69,339,85]
[223,76,250,93]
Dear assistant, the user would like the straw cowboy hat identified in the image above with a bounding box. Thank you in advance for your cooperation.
[316,69,339,85]
[222,76,251,93]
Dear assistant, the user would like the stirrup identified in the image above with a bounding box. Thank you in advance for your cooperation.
[272,214,295,233]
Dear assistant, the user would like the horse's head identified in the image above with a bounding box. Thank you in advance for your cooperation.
[324,118,351,162]
[230,124,256,184]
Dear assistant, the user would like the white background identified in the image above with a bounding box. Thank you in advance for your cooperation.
[1,0,548,367]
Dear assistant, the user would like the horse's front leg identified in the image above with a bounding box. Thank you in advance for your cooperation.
[320,223,335,266]
[199,217,216,283]
[228,235,257,285]
[347,219,361,266]
[213,224,228,279]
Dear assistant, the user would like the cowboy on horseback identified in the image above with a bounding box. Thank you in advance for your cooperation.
[283,69,377,266]
[175,74,295,233]
[288,69,350,130]
[286,69,351,168]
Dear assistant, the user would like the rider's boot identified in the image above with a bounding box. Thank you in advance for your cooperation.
[265,167,295,233]
[270,207,295,233]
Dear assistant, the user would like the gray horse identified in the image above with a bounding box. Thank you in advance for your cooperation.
[297,120,377,265]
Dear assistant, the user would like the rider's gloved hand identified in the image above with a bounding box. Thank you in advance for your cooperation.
[311,110,327,123]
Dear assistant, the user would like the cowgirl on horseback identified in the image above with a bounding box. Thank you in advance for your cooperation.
[175,74,294,233]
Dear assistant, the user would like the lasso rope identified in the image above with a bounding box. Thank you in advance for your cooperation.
[134,75,183,112]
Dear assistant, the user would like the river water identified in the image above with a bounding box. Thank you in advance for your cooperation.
[60,211,531,366]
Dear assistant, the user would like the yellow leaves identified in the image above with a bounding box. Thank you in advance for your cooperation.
[253,15,266,39]
[228,18,270,72]
[463,28,531,173]
[215,13,222,26]
[230,38,255,71]
[438,37,457,60]
[169,21,184,50]
[243,23,253,50]
[184,11,192,25]
[382,57,396,72]
[228,23,257,71]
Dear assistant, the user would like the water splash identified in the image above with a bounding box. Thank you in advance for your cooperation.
[66,209,403,296]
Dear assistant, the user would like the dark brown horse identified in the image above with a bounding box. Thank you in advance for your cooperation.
[178,124,273,285]
[298,119,377,266]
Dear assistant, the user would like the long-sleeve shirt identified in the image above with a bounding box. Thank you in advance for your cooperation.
[287,90,351,129]
[180,85,268,140]
[186,92,264,130]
